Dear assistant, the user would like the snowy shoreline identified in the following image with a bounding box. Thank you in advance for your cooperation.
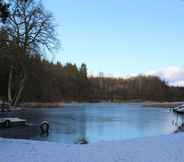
[1,133,184,162]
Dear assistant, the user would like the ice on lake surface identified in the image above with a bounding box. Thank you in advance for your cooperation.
[0,103,181,144]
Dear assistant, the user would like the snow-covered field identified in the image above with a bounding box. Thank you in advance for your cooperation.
[1,133,184,162]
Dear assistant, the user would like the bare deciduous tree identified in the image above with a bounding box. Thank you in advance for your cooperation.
[1,0,59,105]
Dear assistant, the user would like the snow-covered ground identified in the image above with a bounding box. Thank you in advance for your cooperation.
[1,133,184,162]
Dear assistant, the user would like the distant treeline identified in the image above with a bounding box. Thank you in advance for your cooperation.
[1,55,184,103]
[1,0,184,105]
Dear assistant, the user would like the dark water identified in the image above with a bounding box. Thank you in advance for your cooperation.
[0,103,181,144]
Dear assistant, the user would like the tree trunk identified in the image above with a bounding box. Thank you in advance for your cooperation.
[12,53,28,106]
[13,74,26,106]
[8,66,13,104]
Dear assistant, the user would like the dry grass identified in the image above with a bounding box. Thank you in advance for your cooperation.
[142,101,184,108]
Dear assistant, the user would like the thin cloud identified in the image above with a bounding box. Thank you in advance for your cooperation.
[146,66,184,87]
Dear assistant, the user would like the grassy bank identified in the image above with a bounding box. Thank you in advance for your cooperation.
[142,101,184,108]
[21,102,64,108]
[16,100,184,109]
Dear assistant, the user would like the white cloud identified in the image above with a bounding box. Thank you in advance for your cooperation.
[88,66,184,87]
[146,66,184,87]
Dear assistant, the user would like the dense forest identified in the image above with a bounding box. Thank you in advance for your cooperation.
[1,0,184,105]
[1,54,184,103]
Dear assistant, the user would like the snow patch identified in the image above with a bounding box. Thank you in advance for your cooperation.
[1,133,184,162]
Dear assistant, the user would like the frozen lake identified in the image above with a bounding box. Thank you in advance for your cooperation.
[0,103,181,144]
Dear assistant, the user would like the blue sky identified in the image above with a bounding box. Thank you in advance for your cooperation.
[44,0,184,85]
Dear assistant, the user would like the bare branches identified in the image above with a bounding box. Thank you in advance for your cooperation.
[3,0,59,55]
[0,0,59,105]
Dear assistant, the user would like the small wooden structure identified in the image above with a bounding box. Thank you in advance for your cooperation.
[0,117,27,128]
